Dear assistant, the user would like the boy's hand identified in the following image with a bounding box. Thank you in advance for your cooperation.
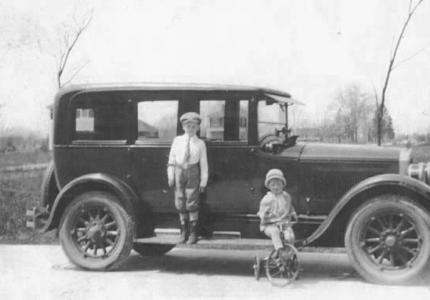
[199,186,206,193]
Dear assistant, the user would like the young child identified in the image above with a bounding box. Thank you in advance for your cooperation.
[167,112,208,244]
[258,169,297,253]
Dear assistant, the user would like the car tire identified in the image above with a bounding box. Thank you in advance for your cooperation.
[59,191,134,270]
[133,243,174,256]
[345,195,430,284]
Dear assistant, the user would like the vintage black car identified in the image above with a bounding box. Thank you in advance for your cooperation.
[27,83,430,284]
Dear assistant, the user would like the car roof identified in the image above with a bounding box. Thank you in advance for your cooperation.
[56,82,292,98]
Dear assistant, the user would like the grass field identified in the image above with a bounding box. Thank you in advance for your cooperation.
[0,150,51,168]
[0,151,56,243]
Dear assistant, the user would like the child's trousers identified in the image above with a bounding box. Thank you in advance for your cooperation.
[174,163,200,221]
[263,225,295,250]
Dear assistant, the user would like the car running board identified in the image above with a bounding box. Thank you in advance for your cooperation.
[134,228,273,250]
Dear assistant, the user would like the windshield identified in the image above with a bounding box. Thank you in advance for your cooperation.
[257,99,287,139]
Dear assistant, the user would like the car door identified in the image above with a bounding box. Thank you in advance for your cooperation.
[128,93,181,229]
[198,96,261,235]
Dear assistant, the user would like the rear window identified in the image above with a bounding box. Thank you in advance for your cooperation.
[73,100,129,141]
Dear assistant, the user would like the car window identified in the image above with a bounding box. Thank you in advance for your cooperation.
[199,99,248,142]
[238,100,248,141]
[200,100,225,141]
[258,100,286,139]
[76,108,94,132]
[73,101,128,141]
[137,100,178,142]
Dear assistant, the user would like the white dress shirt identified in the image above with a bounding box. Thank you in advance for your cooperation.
[167,134,208,187]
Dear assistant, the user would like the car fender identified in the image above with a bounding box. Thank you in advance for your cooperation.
[303,173,430,246]
[41,173,140,232]
[40,160,60,209]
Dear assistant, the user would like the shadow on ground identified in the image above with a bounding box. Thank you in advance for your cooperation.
[119,248,358,281]
[116,248,430,287]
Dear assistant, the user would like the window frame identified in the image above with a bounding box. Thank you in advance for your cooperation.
[198,96,250,146]
[68,92,131,145]
[135,99,180,145]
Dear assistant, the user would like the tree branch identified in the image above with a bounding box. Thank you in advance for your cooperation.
[392,46,430,70]
[62,60,90,87]
[377,0,424,145]
[57,9,93,88]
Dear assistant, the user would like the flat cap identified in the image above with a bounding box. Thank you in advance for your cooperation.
[180,112,202,124]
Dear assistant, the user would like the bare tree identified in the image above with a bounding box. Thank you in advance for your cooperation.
[55,9,93,88]
[332,85,373,143]
[377,0,425,145]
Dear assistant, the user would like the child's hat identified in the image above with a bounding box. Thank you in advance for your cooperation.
[264,168,286,188]
[180,112,202,124]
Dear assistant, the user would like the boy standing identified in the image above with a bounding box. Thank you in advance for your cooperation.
[167,112,208,244]
[258,169,297,252]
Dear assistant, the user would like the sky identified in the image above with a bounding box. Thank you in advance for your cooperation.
[1,0,430,136]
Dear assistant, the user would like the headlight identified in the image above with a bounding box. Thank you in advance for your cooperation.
[407,162,430,184]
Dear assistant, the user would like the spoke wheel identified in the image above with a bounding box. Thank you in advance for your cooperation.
[345,195,430,284]
[265,245,300,287]
[59,191,134,270]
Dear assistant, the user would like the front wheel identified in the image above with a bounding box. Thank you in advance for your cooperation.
[345,195,430,284]
[59,191,134,270]
[265,245,299,286]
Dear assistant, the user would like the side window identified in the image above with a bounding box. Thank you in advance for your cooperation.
[73,101,128,141]
[258,100,286,139]
[199,99,248,142]
[200,100,225,141]
[239,100,248,141]
[137,100,178,142]
[75,108,94,132]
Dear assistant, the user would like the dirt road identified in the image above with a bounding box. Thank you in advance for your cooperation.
[0,245,429,299]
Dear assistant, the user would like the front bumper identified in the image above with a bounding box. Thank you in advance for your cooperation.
[25,206,49,230]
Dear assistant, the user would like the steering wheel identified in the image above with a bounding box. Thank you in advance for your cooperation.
[258,134,284,152]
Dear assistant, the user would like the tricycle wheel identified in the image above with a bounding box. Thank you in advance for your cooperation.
[265,245,299,286]
[253,256,261,280]
[59,191,134,270]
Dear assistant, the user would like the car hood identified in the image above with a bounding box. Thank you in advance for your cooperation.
[297,143,403,163]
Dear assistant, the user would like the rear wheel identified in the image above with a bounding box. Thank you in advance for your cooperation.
[253,256,261,280]
[59,191,134,270]
[133,243,174,256]
[345,195,430,284]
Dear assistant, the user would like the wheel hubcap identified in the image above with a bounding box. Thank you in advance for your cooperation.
[87,222,107,246]
[71,206,119,258]
[384,234,397,248]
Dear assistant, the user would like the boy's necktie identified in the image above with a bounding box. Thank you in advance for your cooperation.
[183,137,191,167]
